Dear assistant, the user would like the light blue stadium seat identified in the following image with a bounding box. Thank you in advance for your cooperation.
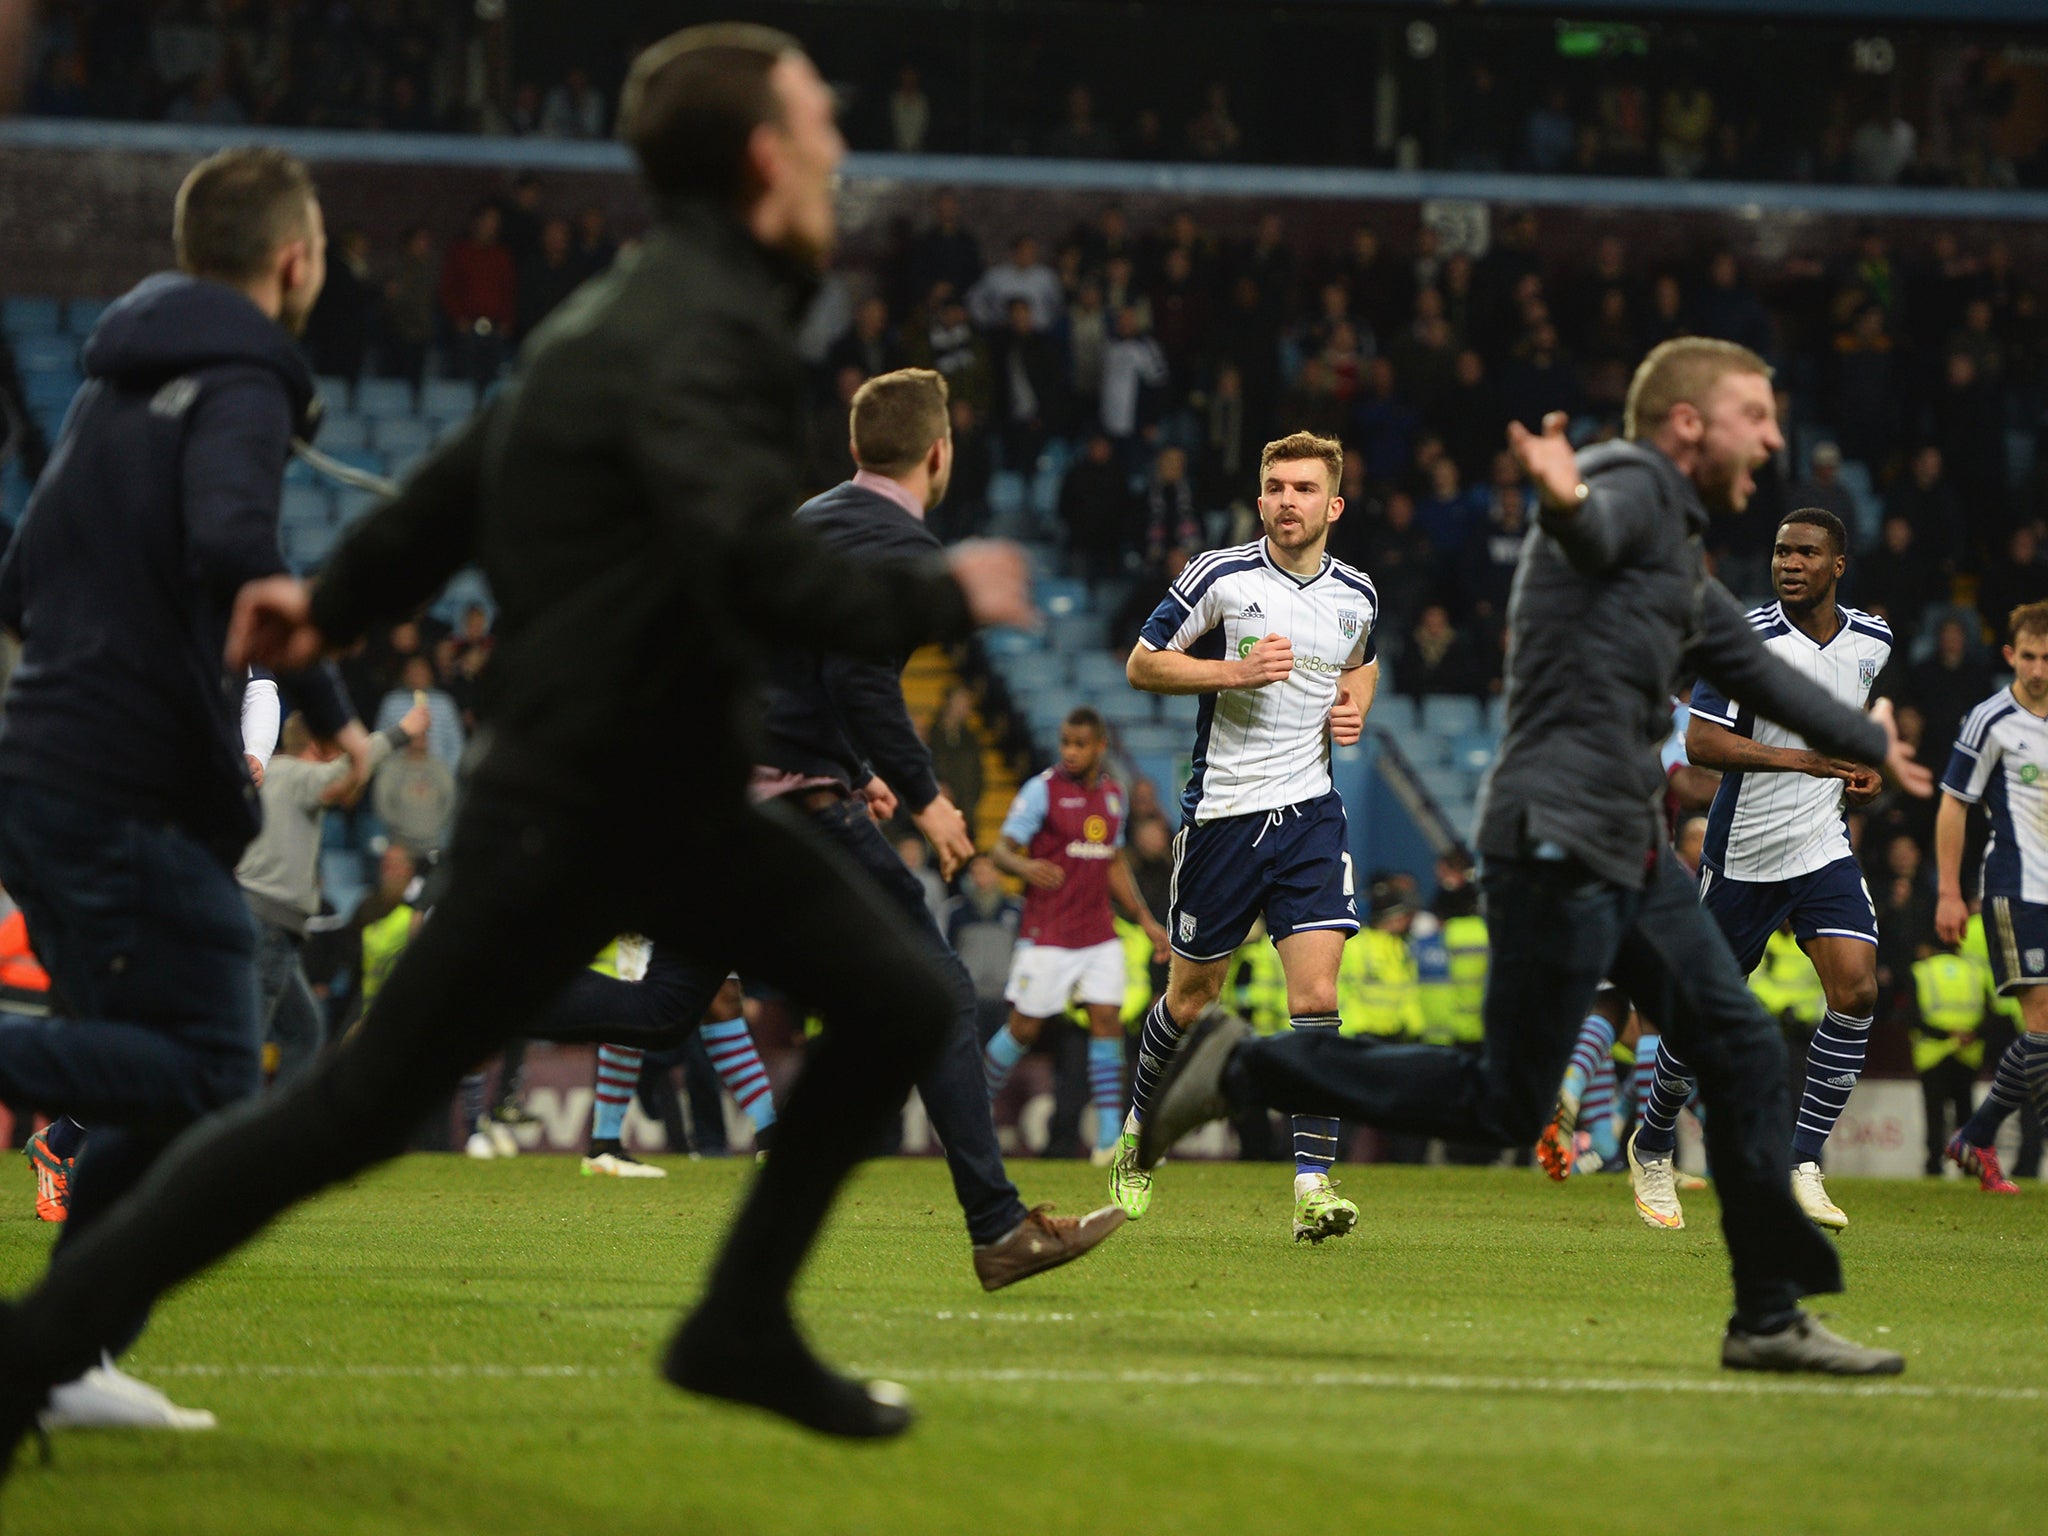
[1158,693,1200,728]
[1421,695,1484,736]
[281,485,334,527]
[981,627,1039,658]
[1118,723,1183,757]
[316,415,370,450]
[2008,428,2036,492]
[1837,460,1878,549]
[1401,727,1451,767]
[15,334,77,374]
[313,374,352,411]
[24,374,77,411]
[370,416,433,454]
[1000,652,1071,695]
[421,379,477,419]
[326,448,388,480]
[353,378,415,418]
[285,522,338,571]
[2,298,60,334]
[1035,577,1090,618]
[1072,651,1128,692]
[1095,691,1155,730]
[1447,731,1496,775]
[1369,694,1417,737]
[1048,613,1109,652]
[1129,754,1187,810]
[63,300,108,336]
[987,470,1026,521]
[1485,694,1507,734]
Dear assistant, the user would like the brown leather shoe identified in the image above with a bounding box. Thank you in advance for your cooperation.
[971,1203,1126,1292]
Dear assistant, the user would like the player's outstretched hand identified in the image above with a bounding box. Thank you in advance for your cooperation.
[244,752,266,788]
[912,793,976,882]
[861,776,899,824]
[1329,696,1365,747]
[324,720,375,807]
[1870,697,1934,799]
[947,540,1037,631]
[228,574,326,671]
[1234,633,1294,688]
[1506,411,1583,513]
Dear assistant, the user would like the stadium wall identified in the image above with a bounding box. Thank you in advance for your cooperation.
[6,121,2048,302]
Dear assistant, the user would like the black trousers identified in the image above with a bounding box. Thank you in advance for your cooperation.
[1227,847,1841,1326]
[1920,1056,1977,1176]
[536,796,1027,1242]
[9,783,960,1381]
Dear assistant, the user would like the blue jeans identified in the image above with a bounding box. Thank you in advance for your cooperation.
[0,779,260,1347]
[253,917,325,1087]
[1228,847,1841,1327]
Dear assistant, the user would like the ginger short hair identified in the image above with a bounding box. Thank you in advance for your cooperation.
[1623,336,1773,442]
[1258,431,1344,493]
[2011,600,2048,646]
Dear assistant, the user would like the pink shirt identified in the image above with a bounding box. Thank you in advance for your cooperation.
[851,469,926,522]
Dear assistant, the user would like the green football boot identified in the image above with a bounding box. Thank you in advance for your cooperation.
[1291,1172,1358,1243]
[1107,1128,1153,1219]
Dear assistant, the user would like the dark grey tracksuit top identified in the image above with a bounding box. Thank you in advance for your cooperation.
[1475,440,1890,890]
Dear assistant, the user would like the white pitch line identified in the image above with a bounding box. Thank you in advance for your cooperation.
[141,1361,2044,1404]
[844,1365,2047,1404]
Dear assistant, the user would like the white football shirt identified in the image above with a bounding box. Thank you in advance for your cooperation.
[1138,539,1377,824]
[1942,687,2048,904]
[1690,602,1891,882]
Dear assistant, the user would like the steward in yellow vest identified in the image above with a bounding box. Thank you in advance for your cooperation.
[1226,926,1292,1036]
[1339,884,1424,1041]
[1749,925,1824,1028]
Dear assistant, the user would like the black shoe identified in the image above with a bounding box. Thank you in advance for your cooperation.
[1135,1005,1254,1171]
[663,1307,913,1439]
[1722,1313,1904,1376]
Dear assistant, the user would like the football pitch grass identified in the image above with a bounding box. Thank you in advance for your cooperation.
[2,1156,2043,1535]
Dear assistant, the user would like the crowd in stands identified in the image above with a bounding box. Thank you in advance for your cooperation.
[21,3,2048,190]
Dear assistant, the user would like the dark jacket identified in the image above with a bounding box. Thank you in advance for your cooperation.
[1476,440,1890,889]
[758,480,945,813]
[0,274,350,862]
[305,201,973,815]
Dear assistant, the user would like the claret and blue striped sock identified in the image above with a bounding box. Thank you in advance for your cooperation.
[699,1016,777,1133]
[982,1023,1027,1101]
[1088,1035,1125,1151]
[590,1044,644,1148]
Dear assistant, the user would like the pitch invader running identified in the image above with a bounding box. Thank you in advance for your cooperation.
[1627,508,1891,1231]
[1113,431,1377,1241]
[1936,601,2048,1194]
[982,706,1169,1161]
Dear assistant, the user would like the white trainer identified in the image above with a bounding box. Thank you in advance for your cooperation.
[464,1126,497,1160]
[1791,1160,1848,1230]
[485,1119,519,1158]
[1626,1129,1685,1230]
[581,1151,667,1179]
[43,1358,216,1431]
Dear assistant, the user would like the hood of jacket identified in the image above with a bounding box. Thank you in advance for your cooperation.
[82,272,318,437]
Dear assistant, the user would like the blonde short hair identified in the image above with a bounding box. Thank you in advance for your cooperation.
[2011,600,2048,646]
[850,368,950,474]
[1258,431,1344,492]
[1623,336,1773,442]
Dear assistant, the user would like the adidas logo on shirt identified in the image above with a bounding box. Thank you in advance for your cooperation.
[1240,601,1263,619]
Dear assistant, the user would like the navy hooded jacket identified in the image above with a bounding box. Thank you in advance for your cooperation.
[0,273,352,863]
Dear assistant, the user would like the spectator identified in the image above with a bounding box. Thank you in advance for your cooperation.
[966,234,1063,331]
[1059,433,1140,579]
[1931,350,2009,545]
[1278,356,1347,446]
[1067,279,1109,419]
[1044,83,1116,159]
[1523,85,1577,174]
[1140,445,1201,566]
[826,295,902,383]
[1656,76,1715,179]
[895,831,949,930]
[927,686,986,826]
[1849,102,1916,185]
[1415,454,1484,559]
[1977,526,2048,638]
[936,396,992,542]
[909,289,992,412]
[890,65,930,153]
[1689,251,1772,359]
[945,853,1023,1038]
[1433,349,1504,483]
[300,227,373,382]
[1873,836,1936,995]
[1185,82,1241,161]
[1497,323,1582,430]
[1351,355,1420,487]
[571,205,618,280]
[515,216,581,340]
[1150,245,1209,381]
[1098,307,1168,452]
[498,172,546,263]
[807,365,864,492]
[1886,444,1965,572]
[1386,291,1459,419]
[1202,363,1259,504]
[438,203,517,385]
[166,63,245,126]
[376,656,465,771]
[372,733,457,862]
[540,66,605,139]
[1361,492,1435,662]
[1788,442,1861,544]
[1399,604,1486,698]
[1850,517,1937,654]
[908,191,984,300]
[1826,305,1899,470]
[1447,61,1508,172]
[1111,547,1191,655]
[1456,482,1529,631]
[990,297,1066,486]
[1908,617,1995,766]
